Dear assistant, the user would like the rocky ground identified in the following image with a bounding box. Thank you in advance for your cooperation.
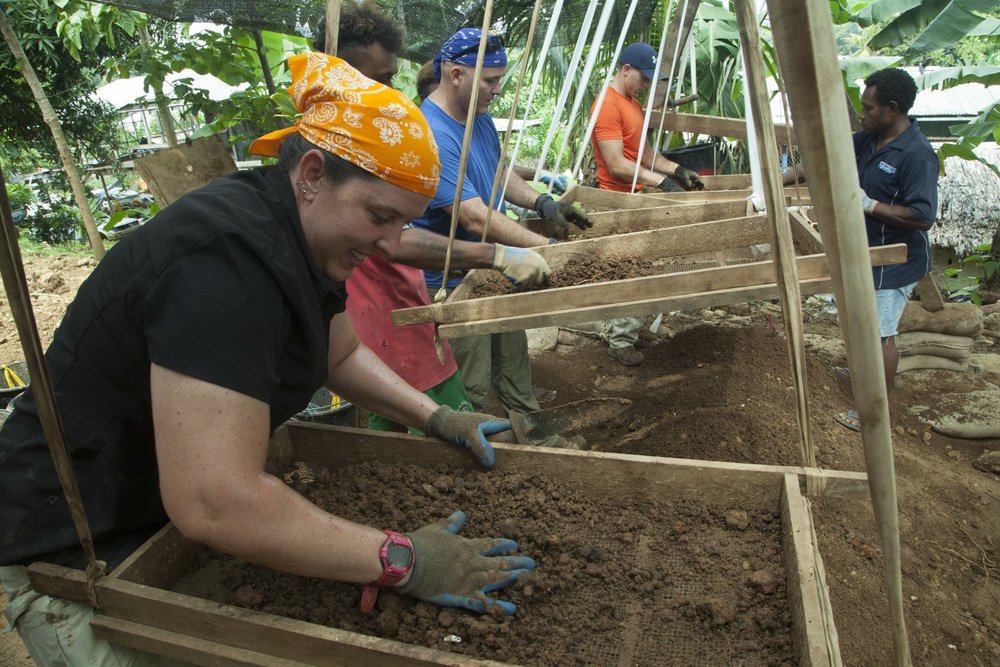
[1,251,999,666]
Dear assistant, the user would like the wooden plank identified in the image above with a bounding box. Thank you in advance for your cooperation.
[790,209,823,256]
[110,522,203,589]
[91,615,310,667]
[27,562,92,603]
[649,111,791,145]
[134,136,237,208]
[93,578,500,667]
[913,274,945,312]
[534,199,751,238]
[782,474,841,667]
[281,423,868,504]
[569,186,752,209]
[704,174,752,190]
[395,245,906,327]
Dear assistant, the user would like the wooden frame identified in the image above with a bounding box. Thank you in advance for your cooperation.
[28,422,861,666]
[392,215,906,338]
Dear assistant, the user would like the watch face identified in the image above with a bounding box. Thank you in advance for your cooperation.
[386,542,413,569]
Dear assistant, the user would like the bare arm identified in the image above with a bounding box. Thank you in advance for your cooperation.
[445,196,551,248]
[152,363,395,584]
[865,202,932,231]
[392,227,497,271]
[598,138,674,188]
[323,312,441,427]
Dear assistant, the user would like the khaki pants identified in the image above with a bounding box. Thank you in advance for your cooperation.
[608,316,644,349]
[1,565,191,667]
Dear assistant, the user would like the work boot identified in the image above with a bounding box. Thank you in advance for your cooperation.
[608,345,644,366]
[633,337,655,350]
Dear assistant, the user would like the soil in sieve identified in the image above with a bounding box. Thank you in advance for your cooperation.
[470,254,661,298]
[190,460,795,667]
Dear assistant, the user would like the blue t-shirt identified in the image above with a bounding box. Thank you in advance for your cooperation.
[412,98,505,289]
[854,118,939,289]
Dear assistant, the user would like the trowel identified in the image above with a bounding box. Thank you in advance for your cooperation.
[503,397,632,445]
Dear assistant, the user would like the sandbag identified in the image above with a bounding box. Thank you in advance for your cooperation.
[896,355,969,374]
[897,302,983,337]
[895,331,972,361]
[930,390,1000,439]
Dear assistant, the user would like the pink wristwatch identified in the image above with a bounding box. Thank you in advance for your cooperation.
[360,531,415,613]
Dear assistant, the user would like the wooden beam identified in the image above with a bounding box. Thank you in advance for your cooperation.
[781,475,843,667]
[736,0,814,469]
[704,174,752,190]
[648,111,791,145]
[914,274,945,312]
[434,277,833,337]
[569,185,752,209]
[769,0,910,662]
[394,244,907,328]
[651,0,702,110]
[789,209,823,255]
[526,200,752,238]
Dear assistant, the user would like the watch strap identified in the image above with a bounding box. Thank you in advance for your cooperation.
[360,530,413,614]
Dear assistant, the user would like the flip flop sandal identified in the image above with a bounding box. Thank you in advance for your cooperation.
[830,366,851,381]
[833,409,861,432]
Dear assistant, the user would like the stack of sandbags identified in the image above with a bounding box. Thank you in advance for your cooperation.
[894,302,983,373]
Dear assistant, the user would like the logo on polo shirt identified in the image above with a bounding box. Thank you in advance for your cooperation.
[878,161,896,175]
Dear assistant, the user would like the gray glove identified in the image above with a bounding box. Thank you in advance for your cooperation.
[492,245,551,289]
[423,405,509,467]
[534,193,594,230]
[673,165,705,190]
[398,510,535,615]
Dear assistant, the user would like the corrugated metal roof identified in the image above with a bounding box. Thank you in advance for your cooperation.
[910,82,1000,117]
[770,67,1000,124]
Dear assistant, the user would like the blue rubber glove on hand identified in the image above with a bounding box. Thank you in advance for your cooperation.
[423,405,509,467]
[540,173,569,195]
[859,188,878,215]
[534,193,594,230]
[492,245,551,288]
[398,510,535,615]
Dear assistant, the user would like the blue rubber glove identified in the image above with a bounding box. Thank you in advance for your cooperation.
[398,510,535,615]
[423,405,509,467]
[540,173,569,195]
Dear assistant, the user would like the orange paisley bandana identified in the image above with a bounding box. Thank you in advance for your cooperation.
[249,52,440,195]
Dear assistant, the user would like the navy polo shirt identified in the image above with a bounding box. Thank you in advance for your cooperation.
[854,118,939,289]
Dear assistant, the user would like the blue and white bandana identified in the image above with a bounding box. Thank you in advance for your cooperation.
[433,28,508,81]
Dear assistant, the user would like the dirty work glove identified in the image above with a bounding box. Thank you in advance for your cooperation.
[540,173,568,195]
[423,405,509,468]
[534,193,593,230]
[672,165,705,191]
[656,176,685,193]
[859,188,878,215]
[398,510,535,615]
[492,245,551,289]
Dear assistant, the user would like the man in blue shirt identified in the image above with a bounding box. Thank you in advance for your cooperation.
[785,67,938,431]
[413,29,592,442]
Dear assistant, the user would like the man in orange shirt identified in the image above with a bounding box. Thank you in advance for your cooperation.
[589,43,706,365]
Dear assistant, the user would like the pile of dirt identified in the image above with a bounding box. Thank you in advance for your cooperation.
[470,254,661,298]
[199,460,795,667]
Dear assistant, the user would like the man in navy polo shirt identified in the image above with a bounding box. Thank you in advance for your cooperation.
[784,68,938,431]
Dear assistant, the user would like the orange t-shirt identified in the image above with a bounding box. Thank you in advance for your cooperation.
[590,86,646,192]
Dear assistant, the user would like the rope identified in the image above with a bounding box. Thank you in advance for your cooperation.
[500,0,567,202]
[542,0,617,191]
[570,0,642,179]
[432,0,496,304]
[651,0,695,157]
[482,0,544,241]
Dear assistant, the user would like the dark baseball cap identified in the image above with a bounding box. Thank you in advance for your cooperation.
[620,42,667,80]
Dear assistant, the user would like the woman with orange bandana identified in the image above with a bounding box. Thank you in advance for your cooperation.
[0,53,534,667]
